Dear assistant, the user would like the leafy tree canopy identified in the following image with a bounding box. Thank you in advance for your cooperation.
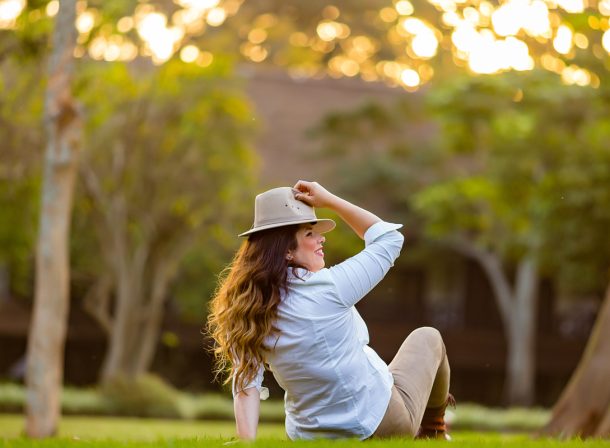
[314,70,610,295]
[3,0,610,90]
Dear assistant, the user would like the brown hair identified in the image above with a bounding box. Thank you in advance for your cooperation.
[207,224,302,392]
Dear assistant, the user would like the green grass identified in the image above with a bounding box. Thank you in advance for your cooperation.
[3,436,609,448]
[1,415,608,448]
[0,413,285,441]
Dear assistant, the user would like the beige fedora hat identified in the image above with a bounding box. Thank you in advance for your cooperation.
[239,187,336,237]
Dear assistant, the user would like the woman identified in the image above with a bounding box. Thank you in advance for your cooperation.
[207,181,453,440]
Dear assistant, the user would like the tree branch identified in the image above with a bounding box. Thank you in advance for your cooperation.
[445,235,514,326]
[82,275,113,335]
[80,161,109,215]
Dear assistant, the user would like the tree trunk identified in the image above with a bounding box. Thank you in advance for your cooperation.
[99,279,164,381]
[98,193,143,382]
[25,0,80,438]
[0,263,9,301]
[80,176,146,383]
[100,259,174,381]
[504,257,539,406]
[100,240,151,381]
[131,262,172,376]
[470,245,539,406]
[540,285,610,438]
[100,264,141,382]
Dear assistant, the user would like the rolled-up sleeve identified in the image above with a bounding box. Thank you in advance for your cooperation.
[231,361,265,397]
[328,221,404,308]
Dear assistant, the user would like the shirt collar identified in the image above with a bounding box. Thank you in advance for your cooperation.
[287,267,312,282]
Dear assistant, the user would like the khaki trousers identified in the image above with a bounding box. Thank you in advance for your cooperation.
[371,327,450,438]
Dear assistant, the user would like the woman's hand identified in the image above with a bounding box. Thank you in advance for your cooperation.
[293,180,337,209]
[294,180,381,239]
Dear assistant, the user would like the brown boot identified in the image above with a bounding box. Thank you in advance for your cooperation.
[416,393,456,440]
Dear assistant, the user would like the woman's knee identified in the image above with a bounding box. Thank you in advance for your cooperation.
[409,327,444,352]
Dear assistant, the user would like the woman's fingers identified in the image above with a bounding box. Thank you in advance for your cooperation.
[293,181,318,206]
[293,180,333,208]
[293,180,314,193]
[295,193,314,205]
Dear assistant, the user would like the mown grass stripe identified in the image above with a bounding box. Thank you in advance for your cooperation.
[1,415,608,447]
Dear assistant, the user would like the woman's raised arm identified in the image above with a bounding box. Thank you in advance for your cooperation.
[293,180,381,239]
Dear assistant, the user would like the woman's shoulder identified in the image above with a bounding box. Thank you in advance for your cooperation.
[284,268,346,314]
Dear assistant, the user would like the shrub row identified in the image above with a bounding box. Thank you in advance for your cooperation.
[0,376,283,422]
[0,378,549,431]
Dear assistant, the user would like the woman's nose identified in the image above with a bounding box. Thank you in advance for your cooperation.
[319,235,325,244]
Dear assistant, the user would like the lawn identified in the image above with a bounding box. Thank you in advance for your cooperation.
[0,415,608,448]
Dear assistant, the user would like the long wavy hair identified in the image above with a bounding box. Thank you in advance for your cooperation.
[207,224,303,392]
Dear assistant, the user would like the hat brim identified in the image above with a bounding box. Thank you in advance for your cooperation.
[238,218,336,238]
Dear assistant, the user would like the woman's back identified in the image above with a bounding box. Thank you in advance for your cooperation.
[263,266,395,439]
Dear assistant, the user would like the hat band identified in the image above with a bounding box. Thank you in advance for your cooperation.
[256,214,317,227]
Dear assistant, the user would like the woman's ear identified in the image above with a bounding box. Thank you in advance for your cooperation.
[286,252,294,261]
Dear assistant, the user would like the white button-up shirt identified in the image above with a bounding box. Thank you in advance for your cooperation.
[232,221,404,440]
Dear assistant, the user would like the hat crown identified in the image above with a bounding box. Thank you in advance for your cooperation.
[254,187,316,227]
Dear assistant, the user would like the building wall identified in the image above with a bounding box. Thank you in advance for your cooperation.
[240,65,405,185]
